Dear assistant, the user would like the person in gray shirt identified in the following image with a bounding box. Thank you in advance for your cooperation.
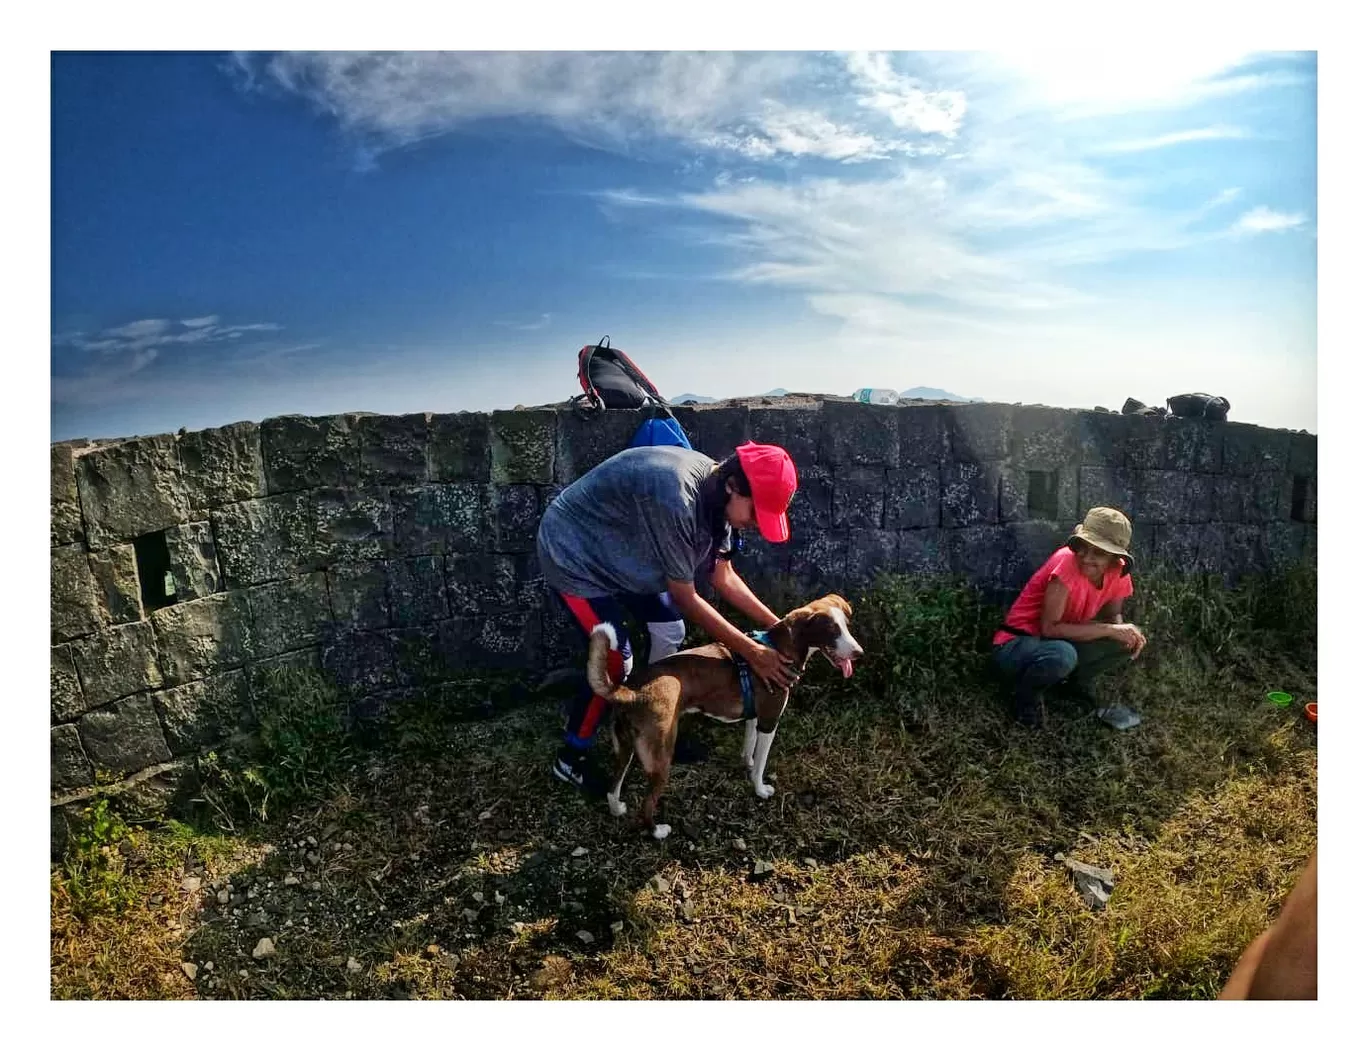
[538,441,800,792]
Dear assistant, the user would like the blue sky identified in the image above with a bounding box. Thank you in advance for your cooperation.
[50,50,1317,440]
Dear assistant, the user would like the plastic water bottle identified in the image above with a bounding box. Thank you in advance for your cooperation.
[854,387,900,405]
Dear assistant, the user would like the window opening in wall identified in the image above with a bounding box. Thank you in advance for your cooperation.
[1027,470,1059,520]
[133,530,176,612]
[1291,475,1309,523]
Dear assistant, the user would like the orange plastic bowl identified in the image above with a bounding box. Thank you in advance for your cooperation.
[1305,702,1317,723]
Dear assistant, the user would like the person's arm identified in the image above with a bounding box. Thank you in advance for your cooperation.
[666,577,796,690]
[1220,852,1317,1000]
[1039,579,1132,643]
[1096,599,1125,625]
[710,557,782,629]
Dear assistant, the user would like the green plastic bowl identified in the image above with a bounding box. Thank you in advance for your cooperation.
[1267,691,1294,708]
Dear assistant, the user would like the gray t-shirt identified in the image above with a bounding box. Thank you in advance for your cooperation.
[537,445,733,598]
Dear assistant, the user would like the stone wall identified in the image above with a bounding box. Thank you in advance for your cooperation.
[50,399,1316,813]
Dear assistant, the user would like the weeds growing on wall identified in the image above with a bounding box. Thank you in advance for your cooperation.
[193,667,358,831]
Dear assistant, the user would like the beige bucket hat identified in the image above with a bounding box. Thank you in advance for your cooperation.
[1069,506,1135,567]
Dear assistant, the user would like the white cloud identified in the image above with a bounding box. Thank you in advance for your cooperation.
[1232,206,1307,234]
[230,51,979,165]
[979,49,1276,115]
[846,51,967,136]
[1097,125,1250,153]
[55,316,285,375]
[233,51,811,157]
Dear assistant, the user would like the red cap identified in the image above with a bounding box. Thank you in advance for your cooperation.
[735,441,798,543]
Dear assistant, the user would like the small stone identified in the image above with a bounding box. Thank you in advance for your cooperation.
[306,836,318,847]
[239,969,249,979]
[346,956,363,973]
[462,908,478,921]
[426,944,441,957]
[752,860,776,878]
[252,937,276,960]
[494,891,506,905]
[203,961,214,971]
[283,875,301,887]
[181,876,202,893]
[180,962,198,981]
[610,921,624,935]
[649,875,671,894]
[732,838,747,851]
[472,892,485,904]
[247,886,258,899]
[571,846,589,858]
[803,857,818,869]
[149,893,165,906]
[478,810,493,821]
[576,930,594,944]
[217,889,231,905]
[310,882,321,892]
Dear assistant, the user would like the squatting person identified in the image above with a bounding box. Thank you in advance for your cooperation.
[992,506,1148,730]
[536,440,801,792]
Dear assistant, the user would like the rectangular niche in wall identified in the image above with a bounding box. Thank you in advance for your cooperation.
[1027,470,1059,520]
[1291,475,1310,523]
[133,530,177,612]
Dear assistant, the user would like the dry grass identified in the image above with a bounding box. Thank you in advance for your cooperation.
[50,569,1317,1000]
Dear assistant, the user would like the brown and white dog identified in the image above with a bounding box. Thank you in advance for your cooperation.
[585,594,864,840]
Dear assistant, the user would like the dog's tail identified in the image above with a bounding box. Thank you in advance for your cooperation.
[587,623,640,704]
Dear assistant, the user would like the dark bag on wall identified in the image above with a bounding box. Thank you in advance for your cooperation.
[1166,393,1231,421]
[573,336,667,411]
[570,336,693,450]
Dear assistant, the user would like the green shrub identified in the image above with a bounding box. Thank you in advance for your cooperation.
[193,667,357,829]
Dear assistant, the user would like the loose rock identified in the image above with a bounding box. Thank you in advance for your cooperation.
[752,860,776,878]
[571,846,589,858]
[576,930,594,944]
[180,876,202,893]
[180,962,198,981]
[252,937,276,960]
[346,956,363,973]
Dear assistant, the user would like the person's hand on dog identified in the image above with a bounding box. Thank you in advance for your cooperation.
[748,641,798,692]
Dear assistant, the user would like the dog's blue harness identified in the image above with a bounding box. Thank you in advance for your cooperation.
[733,630,775,721]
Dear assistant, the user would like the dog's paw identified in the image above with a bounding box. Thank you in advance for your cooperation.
[753,782,775,800]
[652,823,672,840]
[607,796,627,818]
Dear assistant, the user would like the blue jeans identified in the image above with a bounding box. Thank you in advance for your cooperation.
[991,635,1131,696]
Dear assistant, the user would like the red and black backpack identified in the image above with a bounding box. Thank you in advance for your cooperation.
[569,336,693,451]
[572,336,671,414]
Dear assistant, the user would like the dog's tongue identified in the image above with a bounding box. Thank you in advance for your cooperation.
[839,658,854,679]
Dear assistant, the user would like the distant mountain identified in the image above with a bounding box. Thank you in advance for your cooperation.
[900,386,983,403]
[760,388,789,397]
[669,393,717,405]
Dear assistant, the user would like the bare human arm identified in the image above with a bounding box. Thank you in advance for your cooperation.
[710,557,783,630]
[1040,579,1145,655]
[666,576,796,691]
[1219,851,1317,1000]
